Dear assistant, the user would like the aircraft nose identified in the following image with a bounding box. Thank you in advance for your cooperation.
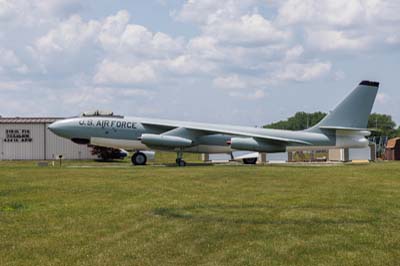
[48,120,66,137]
[48,118,85,141]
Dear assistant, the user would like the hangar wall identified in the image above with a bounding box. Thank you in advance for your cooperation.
[0,118,96,160]
[1,123,44,160]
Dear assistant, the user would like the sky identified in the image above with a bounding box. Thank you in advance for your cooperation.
[0,0,399,126]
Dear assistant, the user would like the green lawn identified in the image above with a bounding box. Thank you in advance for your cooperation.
[1,160,400,265]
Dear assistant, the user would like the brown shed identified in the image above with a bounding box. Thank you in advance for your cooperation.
[385,137,400,160]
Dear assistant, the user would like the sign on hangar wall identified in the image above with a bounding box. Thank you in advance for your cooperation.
[3,129,33,143]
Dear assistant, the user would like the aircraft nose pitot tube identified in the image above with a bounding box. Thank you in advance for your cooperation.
[229,137,286,152]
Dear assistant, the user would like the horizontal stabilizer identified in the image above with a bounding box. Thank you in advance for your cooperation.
[319,126,368,131]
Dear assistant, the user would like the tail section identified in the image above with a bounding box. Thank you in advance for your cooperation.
[307,80,379,132]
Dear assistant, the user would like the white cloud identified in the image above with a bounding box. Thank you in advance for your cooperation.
[32,9,184,79]
[27,3,335,99]
[117,24,153,49]
[61,86,153,106]
[386,34,400,45]
[35,0,83,16]
[94,60,156,85]
[35,15,100,54]
[0,48,20,66]
[0,0,83,27]
[34,8,183,59]
[276,0,400,51]
[151,32,183,53]
[187,36,223,60]
[306,30,370,51]
[175,0,290,48]
[164,55,217,76]
[1,1,399,122]
[118,25,183,56]
[275,62,332,82]
[118,88,154,97]
[203,14,290,46]
[277,0,365,27]
[229,89,266,100]
[365,0,400,23]
[0,80,29,91]
[212,74,268,101]
[175,0,257,24]
[0,0,17,21]
[0,0,35,25]
[213,75,248,90]
[97,10,130,49]
[284,45,304,61]
[57,86,121,110]
[0,47,28,74]
[98,10,183,57]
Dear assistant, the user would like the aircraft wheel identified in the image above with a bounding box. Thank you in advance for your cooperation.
[243,158,257,165]
[176,159,186,167]
[132,152,147,165]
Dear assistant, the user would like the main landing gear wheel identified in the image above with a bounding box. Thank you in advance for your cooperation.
[175,151,186,167]
[131,152,147,165]
[243,158,258,165]
[176,158,186,167]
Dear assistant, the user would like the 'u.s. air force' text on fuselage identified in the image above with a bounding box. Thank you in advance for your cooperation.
[78,119,137,130]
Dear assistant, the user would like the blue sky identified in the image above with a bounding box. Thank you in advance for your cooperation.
[0,0,399,126]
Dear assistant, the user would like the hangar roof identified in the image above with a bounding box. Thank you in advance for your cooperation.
[0,117,63,124]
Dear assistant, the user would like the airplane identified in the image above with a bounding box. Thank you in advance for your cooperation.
[48,80,379,166]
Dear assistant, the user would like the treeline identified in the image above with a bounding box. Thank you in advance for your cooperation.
[264,112,400,138]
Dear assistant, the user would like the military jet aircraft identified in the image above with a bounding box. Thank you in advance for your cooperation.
[48,81,379,166]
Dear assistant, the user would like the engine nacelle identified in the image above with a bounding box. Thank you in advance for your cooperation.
[229,137,286,152]
[139,134,193,148]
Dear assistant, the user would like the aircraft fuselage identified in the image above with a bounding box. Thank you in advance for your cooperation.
[48,116,369,153]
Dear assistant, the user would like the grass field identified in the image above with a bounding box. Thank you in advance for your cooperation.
[1,159,400,266]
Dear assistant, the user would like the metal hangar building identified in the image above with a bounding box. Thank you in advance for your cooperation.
[0,117,96,160]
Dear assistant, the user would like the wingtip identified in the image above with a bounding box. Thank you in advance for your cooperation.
[359,80,379,87]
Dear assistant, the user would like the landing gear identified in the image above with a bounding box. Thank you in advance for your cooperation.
[176,158,186,167]
[243,158,258,165]
[131,152,147,165]
[176,151,186,167]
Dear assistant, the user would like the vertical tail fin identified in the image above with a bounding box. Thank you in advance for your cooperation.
[307,81,379,132]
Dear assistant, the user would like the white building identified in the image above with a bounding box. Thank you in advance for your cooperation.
[0,117,96,160]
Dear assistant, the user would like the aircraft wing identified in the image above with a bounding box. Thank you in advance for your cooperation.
[139,120,311,146]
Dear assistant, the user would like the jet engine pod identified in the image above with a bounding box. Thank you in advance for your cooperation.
[139,134,193,148]
[229,137,286,152]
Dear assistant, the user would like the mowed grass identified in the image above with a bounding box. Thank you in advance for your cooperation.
[1,161,400,266]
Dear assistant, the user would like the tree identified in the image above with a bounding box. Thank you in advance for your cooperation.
[264,112,326,131]
[367,113,397,138]
[395,127,400,137]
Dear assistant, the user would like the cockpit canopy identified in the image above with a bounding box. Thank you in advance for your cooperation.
[80,110,123,118]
